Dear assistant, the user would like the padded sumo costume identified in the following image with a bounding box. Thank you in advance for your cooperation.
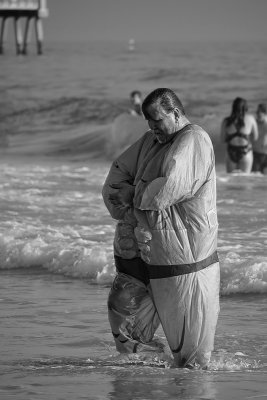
[102,124,220,368]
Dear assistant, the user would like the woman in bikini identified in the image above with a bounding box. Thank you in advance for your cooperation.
[221,97,258,173]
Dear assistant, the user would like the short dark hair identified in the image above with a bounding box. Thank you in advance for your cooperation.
[257,103,267,114]
[130,90,142,99]
[142,88,185,119]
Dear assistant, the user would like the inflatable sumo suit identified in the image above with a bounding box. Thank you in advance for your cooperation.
[102,124,220,367]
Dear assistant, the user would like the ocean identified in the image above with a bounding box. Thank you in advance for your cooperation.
[0,40,266,400]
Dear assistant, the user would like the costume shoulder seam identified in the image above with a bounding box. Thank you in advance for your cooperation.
[177,124,213,151]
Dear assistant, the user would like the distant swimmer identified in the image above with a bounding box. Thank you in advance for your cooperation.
[221,97,258,173]
[252,103,267,174]
[129,90,143,117]
[105,90,147,159]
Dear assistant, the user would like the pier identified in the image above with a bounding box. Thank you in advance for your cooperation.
[0,0,49,55]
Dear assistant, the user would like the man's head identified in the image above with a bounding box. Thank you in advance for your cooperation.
[256,103,267,123]
[142,88,187,143]
[130,90,142,115]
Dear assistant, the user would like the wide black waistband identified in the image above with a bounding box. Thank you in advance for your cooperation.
[114,255,150,285]
[146,251,219,279]
[115,251,219,282]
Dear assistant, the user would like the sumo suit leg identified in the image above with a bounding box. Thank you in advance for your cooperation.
[149,263,220,368]
[108,272,160,353]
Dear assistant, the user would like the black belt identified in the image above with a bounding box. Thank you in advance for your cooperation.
[114,255,150,285]
[146,251,219,279]
[115,251,218,283]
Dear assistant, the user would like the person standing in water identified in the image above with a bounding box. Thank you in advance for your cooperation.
[103,88,220,369]
[220,97,258,173]
[252,103,267,174]
[129,90,143,116]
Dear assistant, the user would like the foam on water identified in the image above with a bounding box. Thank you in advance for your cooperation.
[0,161,266,294]
[8,350,263,374]
[220,252,267,295]
[0,236,114,283]
[0,232,266,292]
[0,161,116,284]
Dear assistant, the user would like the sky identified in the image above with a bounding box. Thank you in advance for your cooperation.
[44,0,267,43]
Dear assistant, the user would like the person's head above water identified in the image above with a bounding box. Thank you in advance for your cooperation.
[129,90,143,116]
[141,88,188,144]
[130,90,142,100]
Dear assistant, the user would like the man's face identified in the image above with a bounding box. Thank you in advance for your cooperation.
[145,102,177,143]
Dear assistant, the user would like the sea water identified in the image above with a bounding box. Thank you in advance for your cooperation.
[0,41,266,400]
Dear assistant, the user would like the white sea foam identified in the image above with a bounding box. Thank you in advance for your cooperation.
[220,252,267,294]
[0,161,266,294]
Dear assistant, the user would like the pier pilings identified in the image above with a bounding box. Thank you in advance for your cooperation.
[0,0,48,55]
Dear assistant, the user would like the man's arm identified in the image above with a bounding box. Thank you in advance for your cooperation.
[134,130,214,211]
[102,132,150,219]
[102,160,134,220]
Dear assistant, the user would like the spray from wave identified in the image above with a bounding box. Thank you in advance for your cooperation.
[0,95,224,161]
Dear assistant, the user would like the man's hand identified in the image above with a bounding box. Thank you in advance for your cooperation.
[108,182,135,208]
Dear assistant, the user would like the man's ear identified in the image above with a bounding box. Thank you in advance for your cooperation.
[173,108,180,121]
